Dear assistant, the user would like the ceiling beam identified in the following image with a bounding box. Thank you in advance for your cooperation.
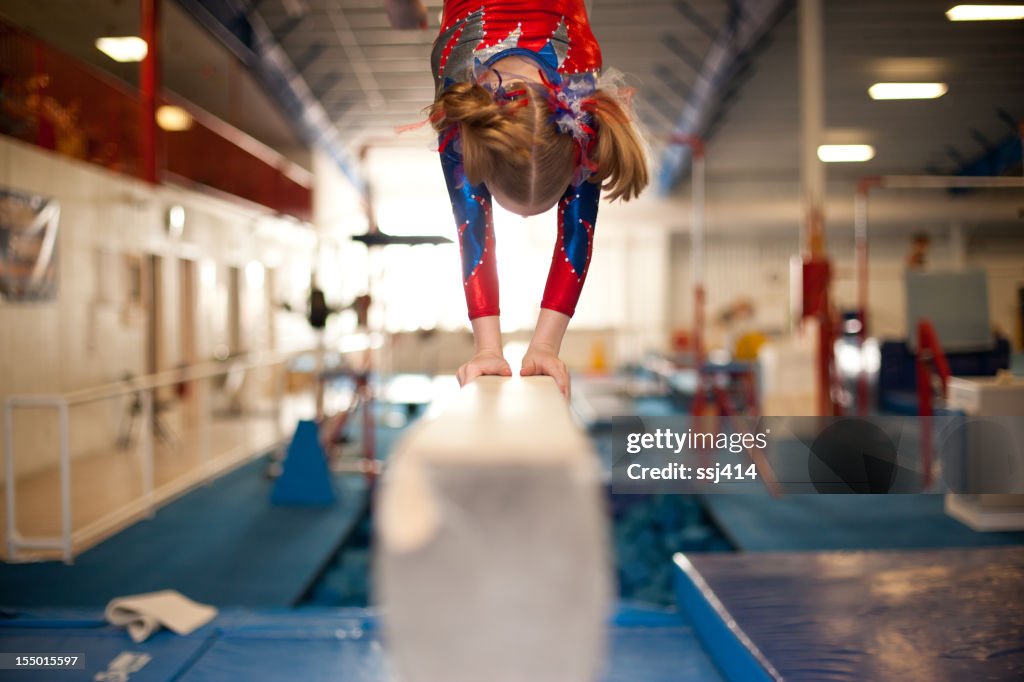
[658,0,793,194]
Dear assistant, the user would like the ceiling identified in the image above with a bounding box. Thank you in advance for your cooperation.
[705,0,1024,184]
[253,0,732,157]
[252,0,1024,192]
[2,0,1022,205]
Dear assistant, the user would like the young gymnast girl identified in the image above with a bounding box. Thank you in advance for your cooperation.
[387,0,649,397]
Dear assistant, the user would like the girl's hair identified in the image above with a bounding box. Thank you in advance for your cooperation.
[429,80,648,206]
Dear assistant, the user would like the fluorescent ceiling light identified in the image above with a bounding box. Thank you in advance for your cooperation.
[946,5,1024,20]
[156,105,193,131]
[817,145,875,163]
[95,36,148,62]
[868,82,948,100]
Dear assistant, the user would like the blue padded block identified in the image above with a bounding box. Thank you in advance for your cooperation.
[604,623,724,681]
[677,547,1024,682]
[703,494,1024,552]
[674,555,774,682]
[271,420,336,506]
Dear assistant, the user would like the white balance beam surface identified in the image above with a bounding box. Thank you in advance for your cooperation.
[376,376,611,682]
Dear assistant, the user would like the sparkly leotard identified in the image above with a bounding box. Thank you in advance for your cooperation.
[432,0,603,319]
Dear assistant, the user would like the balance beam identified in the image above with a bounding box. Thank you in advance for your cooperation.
[376,376,611,682]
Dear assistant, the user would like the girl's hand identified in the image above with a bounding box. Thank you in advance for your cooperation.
[384,0,429,29]
[520,344,570,399]
[456,349,512,387]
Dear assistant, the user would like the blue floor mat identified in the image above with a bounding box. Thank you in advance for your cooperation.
[676,547,1024,681]
[703,494,1024,551]
[0,623,213,682]
[0,457,368,608]
[0,605,724,682]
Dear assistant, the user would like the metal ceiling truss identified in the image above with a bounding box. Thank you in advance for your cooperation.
[172,0,364,189]
[657,0,793,194]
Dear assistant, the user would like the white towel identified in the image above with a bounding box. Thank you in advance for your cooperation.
[104,590,217,643]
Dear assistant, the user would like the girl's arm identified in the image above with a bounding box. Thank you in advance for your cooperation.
[383,0,428,30]
[539,179,599,317]
[439,134,510,386]
[521,179,600,398]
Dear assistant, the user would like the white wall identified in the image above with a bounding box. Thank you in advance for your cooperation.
[356,146,672,363]
[0,137,340,482]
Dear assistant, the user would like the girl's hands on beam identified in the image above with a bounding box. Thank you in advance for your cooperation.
[457,315,511,387]
[520,345,570,399]
[457,311,573,399]
[520,309,572,399]
[456,349,513,387]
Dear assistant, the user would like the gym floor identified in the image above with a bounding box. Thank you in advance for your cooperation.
[2,0,1023,680]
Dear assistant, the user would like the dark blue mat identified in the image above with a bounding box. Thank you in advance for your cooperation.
[676,547,1024,682]
[0,623,213,682]
[0,457,368,608]
[0,605,724,681]
[704,494,1024,551]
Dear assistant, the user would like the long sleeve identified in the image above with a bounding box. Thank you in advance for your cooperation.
[440,143,500,319]
[541,178,599,317]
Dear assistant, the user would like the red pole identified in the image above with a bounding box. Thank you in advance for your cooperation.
[916,324,934,490]
[916,320,949,490]
[361,373,377,483]
[140,0,159,184]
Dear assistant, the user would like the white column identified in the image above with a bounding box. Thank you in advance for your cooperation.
[799,0,826,254]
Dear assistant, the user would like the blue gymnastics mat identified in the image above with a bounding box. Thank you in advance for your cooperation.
[0,605,724,681]
[703,494,1024,551]
[675,546,1024,682]
[0,458,369,608]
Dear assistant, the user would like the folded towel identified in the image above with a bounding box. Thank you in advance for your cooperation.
[105,590,217,643]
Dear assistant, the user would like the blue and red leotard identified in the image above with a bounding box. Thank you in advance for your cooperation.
[432,0,603,320]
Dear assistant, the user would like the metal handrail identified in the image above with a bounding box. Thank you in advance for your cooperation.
[4,348,315,563]
[52,350,302,407]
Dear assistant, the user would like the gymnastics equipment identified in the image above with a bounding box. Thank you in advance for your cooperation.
[350,141,453,248]
[906,270,992,353]
[853,174,1024,414]
[945,374,1024,531]
[667,134,707,414]
[663,135,779,494]
[269,420,336,506]
[915,319,952,489]
[666,134,759,419]
[375,376,611,682]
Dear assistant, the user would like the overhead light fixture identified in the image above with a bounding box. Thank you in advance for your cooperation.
[868,82,949,100]
[95,36,148,63]
[166,205,186,238]
[156,105,193,131]
[817,145,876,163]
[945,4,1024,20]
